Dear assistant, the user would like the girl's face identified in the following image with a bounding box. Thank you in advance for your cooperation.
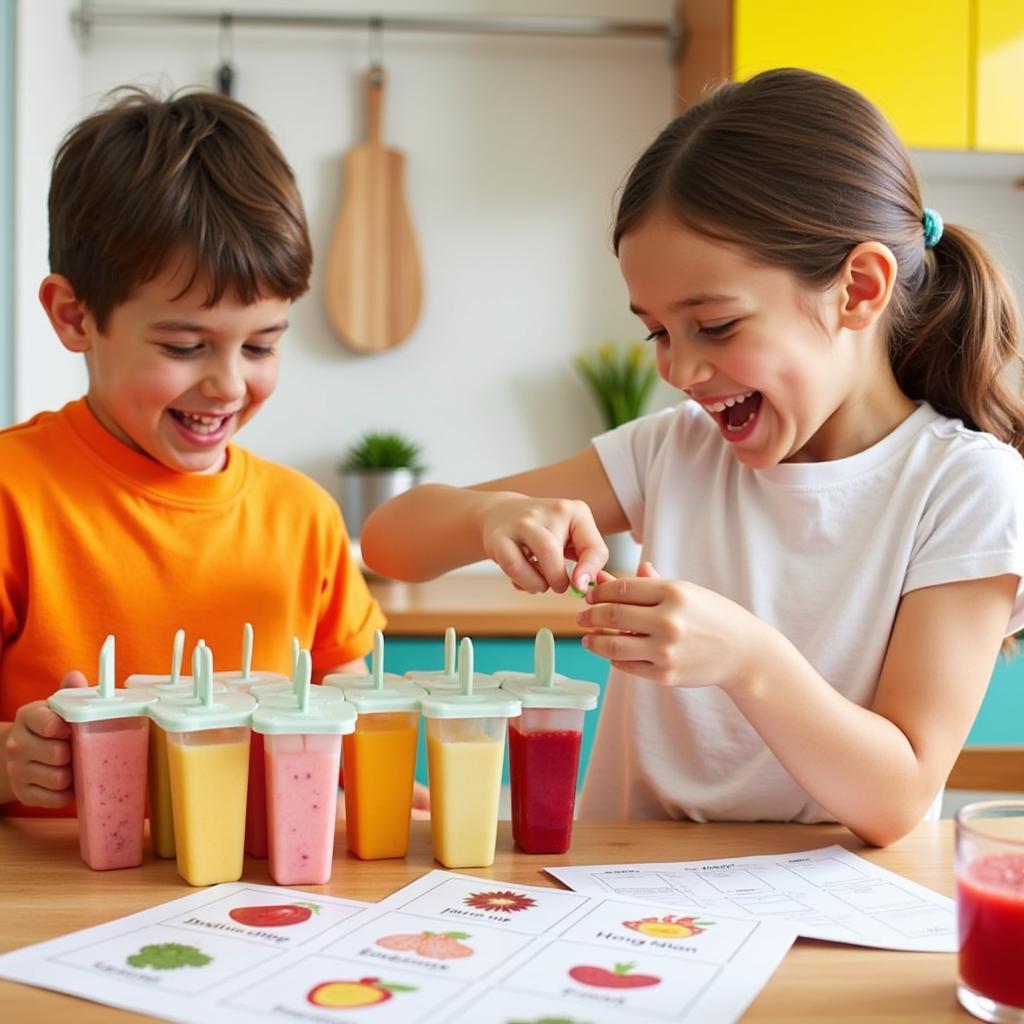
[618,211,880,467]
[79,260,289,475]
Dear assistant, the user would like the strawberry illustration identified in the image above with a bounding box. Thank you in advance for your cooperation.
[375,930,473,960]
[414,931,473,960]
[568,962,661,989]
[375,933,424,952]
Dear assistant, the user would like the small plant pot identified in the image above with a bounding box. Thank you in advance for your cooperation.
[339,468,421,538]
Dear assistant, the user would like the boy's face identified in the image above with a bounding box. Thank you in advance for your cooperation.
[78,260,290,474]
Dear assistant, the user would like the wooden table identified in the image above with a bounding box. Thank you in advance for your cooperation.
[0,819,969,1022]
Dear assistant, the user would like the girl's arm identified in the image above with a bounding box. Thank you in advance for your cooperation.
[360,447,629,591]
[579,568,1016,846]
[728,573,1016,846]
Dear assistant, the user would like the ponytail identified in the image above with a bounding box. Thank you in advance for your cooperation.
[893,225,1024,453]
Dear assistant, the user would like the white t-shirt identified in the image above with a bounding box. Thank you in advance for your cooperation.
[579,400,1024,823]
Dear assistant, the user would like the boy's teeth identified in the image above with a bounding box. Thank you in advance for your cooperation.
[174,411,227,434]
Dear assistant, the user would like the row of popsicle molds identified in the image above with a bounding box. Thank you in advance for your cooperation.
[46,625,599,887]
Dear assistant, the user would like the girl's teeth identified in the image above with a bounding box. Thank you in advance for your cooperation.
[705,391,754,413]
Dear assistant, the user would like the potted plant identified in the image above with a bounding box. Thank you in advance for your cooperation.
[337,430,426,538]
[574,341,660,431]
[574,341,660,571]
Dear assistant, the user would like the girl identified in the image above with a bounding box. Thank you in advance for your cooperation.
[361,69,1024,846]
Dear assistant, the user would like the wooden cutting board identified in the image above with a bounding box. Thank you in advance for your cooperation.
[324,66,423,353]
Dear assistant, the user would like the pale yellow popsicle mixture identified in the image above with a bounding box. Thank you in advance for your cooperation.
[427,733,505,868]
[166,731,249,886]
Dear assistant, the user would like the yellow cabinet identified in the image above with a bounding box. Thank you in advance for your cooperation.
[732,0,971,150]
[973,0,1024,151]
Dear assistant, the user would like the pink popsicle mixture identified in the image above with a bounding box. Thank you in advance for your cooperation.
[265,743,339,885]
[70,718,149,870]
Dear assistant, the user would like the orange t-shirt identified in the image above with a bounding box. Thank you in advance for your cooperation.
[0,399,385,815]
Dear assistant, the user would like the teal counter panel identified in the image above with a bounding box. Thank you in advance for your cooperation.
[383,636,1019,789]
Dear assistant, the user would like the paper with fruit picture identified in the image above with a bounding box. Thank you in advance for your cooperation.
[0,872,794,1023]
[546,844,957,952]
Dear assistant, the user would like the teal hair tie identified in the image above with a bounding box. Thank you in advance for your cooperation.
[922,208,943,249]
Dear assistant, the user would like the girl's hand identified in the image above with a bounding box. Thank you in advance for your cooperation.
[4,670,89,808]
[577,562,767,690]
[480,494,608,594]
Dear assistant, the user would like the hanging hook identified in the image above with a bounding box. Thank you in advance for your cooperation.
[368,15,384,84]
[217,13,235,97]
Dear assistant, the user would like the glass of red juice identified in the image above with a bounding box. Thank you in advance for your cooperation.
[498,628,600,855]
[956,799,1024,1022]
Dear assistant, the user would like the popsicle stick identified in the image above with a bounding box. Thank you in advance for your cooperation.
[296,650,312,713]
[200,645,214,707]
[372,629,385,689]
[191,640,206,699]
[534,627,555,687]
[169,629,185,687]
[459,637,474,697]
[291,636,300,680]
[444,626,456,675]
[98,635,115,698]
[241,622,253,680]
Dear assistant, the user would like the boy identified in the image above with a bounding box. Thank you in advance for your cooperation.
[0,88,384,814]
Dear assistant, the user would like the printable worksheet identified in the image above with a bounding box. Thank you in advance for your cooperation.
[0,870,797,1024]
[547,844,957,952]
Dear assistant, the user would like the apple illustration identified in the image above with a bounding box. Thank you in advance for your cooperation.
[568,962,661,989]
[307,977,416,1008]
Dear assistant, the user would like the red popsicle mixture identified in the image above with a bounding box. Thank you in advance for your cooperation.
[958,852,1024,1009]
[508,723,582,854]
[245,730,268,858]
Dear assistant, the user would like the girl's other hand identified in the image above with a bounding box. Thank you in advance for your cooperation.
[4,669,88,808]
[577,562,767,690]
[481,494,607,594]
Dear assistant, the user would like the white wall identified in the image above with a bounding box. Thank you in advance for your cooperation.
[15,0,677,494]
[14,1,1024,500]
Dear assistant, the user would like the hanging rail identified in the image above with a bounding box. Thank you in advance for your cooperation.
[74,3,681,55]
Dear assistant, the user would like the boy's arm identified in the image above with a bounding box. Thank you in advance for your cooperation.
[360,447,628,587]
[318,658,367,679]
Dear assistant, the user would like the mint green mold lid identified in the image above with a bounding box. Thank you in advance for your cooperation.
[404,626,500,693]
[149,644,254,732]
[322,628,408,692]
[212,622,290,692]
[326,629,425,713]
[252,651,356,735]
[256,642,350,710]
[124,628,191,692]
[47,635,156,723]
[496,628,599,710]
[419,638,521,721]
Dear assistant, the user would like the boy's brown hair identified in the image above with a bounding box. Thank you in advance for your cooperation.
[48,88,312,331]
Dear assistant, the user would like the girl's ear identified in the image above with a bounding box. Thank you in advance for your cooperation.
[837,242,897,331]
[38,274,94,353]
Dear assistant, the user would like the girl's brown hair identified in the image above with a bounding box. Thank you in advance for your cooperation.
[48,88,312,331]
[614,68,1024,452]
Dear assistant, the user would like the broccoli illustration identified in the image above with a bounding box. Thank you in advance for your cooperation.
[126,942,212,970]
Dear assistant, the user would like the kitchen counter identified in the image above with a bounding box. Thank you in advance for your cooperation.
[368,573,585,636]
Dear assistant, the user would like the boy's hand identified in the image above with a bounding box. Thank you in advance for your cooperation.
[576,562,768,691]
[480,495,607,595]
[411,780,430,820]
[4,670,89,808]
